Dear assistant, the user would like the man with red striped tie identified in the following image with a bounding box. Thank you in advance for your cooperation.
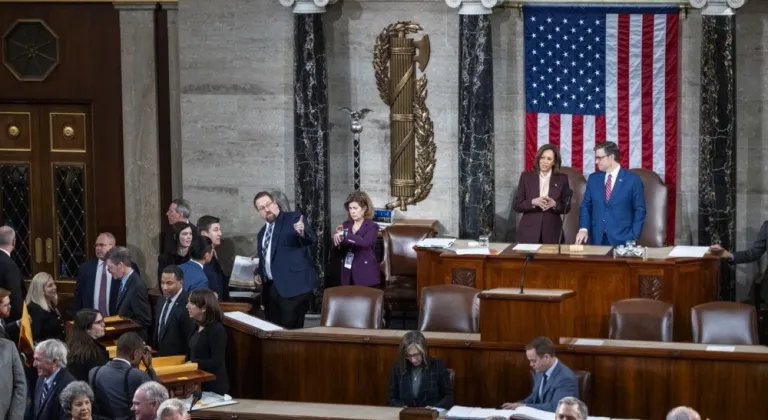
[575,141,646,246]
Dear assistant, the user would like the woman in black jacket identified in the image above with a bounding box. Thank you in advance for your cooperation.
[66,309,109,382]
[388,330,453,409]
[186,288,228,395]
[25,272,65,342]
[157,222,195,282]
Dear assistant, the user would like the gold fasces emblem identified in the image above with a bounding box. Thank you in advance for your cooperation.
[373,22,436,211]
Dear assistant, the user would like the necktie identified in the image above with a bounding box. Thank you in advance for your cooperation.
[158,298,171,339]
[605,173,613,201]
[40,381,50,405]
[97,263,108,315]
[539,374,548,398]
[263,223,274,260]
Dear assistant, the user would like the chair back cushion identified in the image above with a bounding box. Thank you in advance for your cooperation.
[558,167,587,244]
[573,370,592,406]
[609,298,674,342]
[320,286,384,329]
[629,168,667,247]
[418,285,480,333]
[382,225,436,279]
[691,302,759,345]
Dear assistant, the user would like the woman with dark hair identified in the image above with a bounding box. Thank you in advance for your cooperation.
[186,288,228,395]
[388,331,453,409]
[157,222,195,281]
[333,191,380,287]
[513,144,572,244]
[66,309,109,381]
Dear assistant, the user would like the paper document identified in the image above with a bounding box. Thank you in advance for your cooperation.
[182,392,236,411]
[455,248,491,255]
[668,246,709,258]
[513,243,542,252]
[228,291,255,299]
[706,345,735,352]
[574,339,605,346]
[230,255,259,282]
[417,238,455,248]
[224,311,283,331]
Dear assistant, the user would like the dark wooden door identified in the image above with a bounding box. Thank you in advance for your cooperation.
[0,103,94,312]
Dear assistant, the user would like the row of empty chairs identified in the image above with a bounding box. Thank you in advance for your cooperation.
[320,285,760,345]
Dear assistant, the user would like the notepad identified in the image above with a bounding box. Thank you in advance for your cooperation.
[455,248,490,255]
[224,311,283,331]
[513,243,542,252]
[668,246,709,258]
[417,238,455,248]
[706,345,735,352]
[574,339,605,346]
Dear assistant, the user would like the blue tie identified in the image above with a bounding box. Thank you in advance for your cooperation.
[263,223,274,259]
[40,381,50,405]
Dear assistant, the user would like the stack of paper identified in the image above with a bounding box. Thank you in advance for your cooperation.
[446,406,610,420]
[417,238,455,248]
[182,392,236,411]
[230,255,259,283]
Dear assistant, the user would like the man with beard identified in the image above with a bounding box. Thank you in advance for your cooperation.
[252,192,318,328]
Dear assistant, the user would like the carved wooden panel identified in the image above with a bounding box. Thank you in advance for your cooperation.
[452,267,476,288]
[0,111,31,151]
[50,112,86,152]
[638,275,663,300]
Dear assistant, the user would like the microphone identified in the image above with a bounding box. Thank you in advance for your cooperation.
[519,253,535,294]
[558,186,574,255]
[189,390,203,411]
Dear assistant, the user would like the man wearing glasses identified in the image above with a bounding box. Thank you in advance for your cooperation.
[575,141,646,246]
[74,232,140,315]
[252,191,318,329]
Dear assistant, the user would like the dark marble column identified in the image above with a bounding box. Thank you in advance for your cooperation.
[458,14,495,240]
[293,12,330,310]
[698,15,736,301]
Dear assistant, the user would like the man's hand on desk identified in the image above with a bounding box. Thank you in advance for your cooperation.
[574,230,588,245]
[709,244,733,259]
[253,274,262,287]
[501,402,524,410]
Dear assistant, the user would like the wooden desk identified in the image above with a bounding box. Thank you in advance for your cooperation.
[416,243,719,341]
[223,321,768,420]
[479,288,576,343]
[157,369,215,399]
[191,400,435,420]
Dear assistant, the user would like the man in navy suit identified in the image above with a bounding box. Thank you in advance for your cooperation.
[105,247,152,341]
[32,339,75,420]
[502,337,578,412]
[575,141,646,246]
[74,232,140,316]
[198,215,230,301]
[252,191,318,329]
[0,226,24,324]
[155,265,194,356]
[179,237,212,293]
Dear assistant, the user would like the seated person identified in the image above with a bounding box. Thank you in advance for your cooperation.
[666,406,701,420]
[555,397,588,420]
[502,337,578,412]
[387,330,453,409]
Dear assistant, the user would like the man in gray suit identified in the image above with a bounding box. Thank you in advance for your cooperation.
[0,337,25,419]
[89,332,157,420]
[502,336,578,412]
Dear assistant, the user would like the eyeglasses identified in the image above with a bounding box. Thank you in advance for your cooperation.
[94,243,113,248]
[595,155,608,162]
[256,201,274,212]
[406,353,422,360]
[94,319,105,325]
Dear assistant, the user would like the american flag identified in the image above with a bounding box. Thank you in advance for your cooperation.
[524,5,679,245]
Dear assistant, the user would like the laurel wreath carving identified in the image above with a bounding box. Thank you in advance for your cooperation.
[372,21,436,210]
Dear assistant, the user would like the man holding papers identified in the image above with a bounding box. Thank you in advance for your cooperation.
[502,337,578,412]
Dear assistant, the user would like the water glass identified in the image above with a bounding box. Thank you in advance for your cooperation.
[478,234,490,248]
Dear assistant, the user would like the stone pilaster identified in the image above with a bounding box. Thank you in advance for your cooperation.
[447,0,502,239]
[281,0,334,310]
[692,0,744,300]
[162,3,183,199]
[115,3,160,286]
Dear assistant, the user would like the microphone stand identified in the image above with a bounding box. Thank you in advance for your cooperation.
[558,188,573,255]
[519,254,534,294]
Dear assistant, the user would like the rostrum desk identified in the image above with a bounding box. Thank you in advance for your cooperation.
[223,318,768,420]
[416,242,720,342]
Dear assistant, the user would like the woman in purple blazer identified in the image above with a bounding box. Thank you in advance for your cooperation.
[333,191,381,287]
[513,144,571,244]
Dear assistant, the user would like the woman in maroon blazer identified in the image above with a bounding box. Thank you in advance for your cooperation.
[513,144,571,244]
[333,191,381,287]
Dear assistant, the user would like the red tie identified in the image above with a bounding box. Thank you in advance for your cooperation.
[605,174,613,201]
[98,263,108,315]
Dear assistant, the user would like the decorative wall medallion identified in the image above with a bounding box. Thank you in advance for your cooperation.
[7,125,19,139]
[373,22,435,211]
[3,19,59,82]
[451,267,477,288]
[639,275,663,300]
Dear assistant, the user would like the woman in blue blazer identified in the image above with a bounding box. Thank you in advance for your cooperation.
[333,191,381,287]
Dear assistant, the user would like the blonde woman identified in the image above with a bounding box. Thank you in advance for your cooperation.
[25,272,65,342]
[388,331,453,409]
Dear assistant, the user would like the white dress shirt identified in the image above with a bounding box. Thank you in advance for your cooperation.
[93,260,113,312]
[262,222,275,279]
